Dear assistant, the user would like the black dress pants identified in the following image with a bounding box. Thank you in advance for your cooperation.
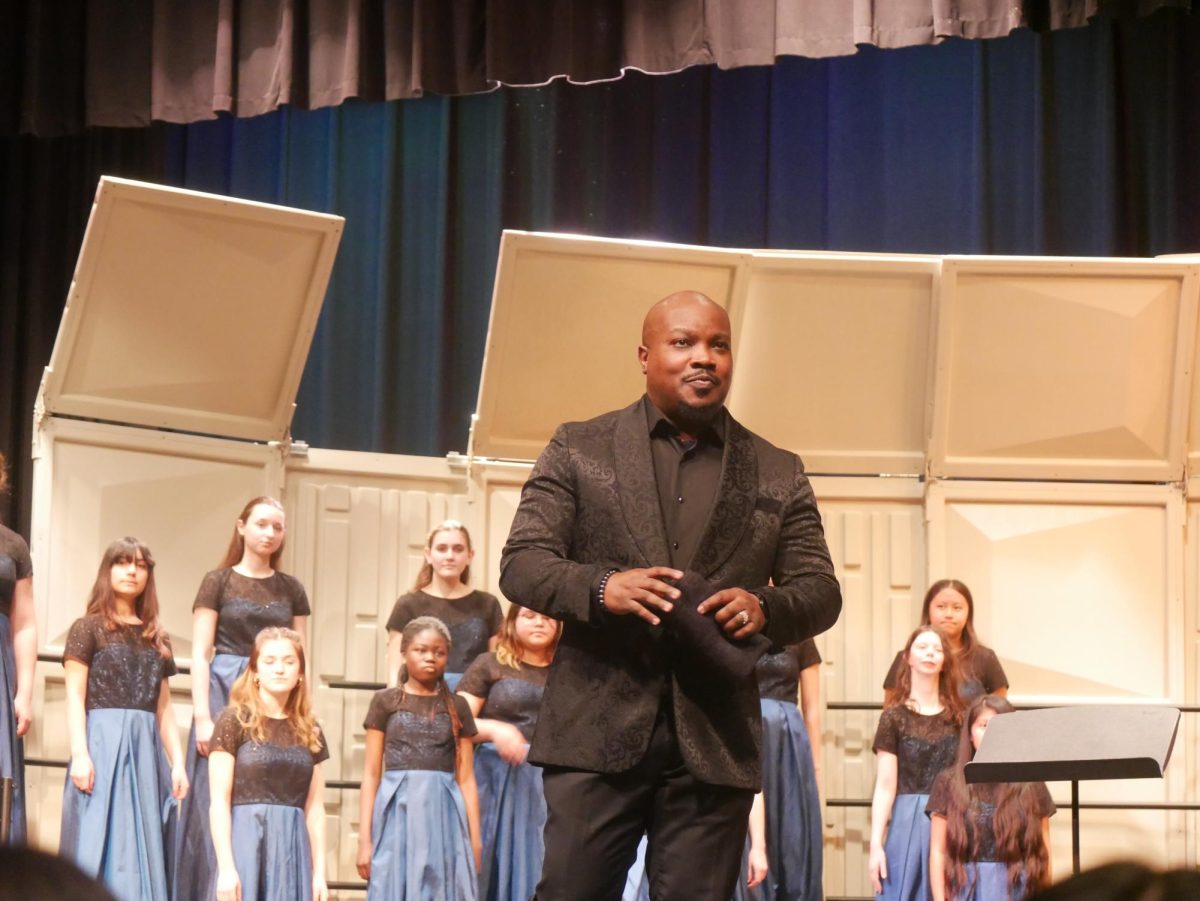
[533,712,754,901]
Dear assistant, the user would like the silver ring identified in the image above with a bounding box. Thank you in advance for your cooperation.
[736,610,750,627]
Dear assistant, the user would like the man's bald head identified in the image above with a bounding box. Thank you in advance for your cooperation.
[641,291,729,345]
[638,290,733,434]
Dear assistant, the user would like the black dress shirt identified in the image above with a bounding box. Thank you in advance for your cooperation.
[645,398,725,570]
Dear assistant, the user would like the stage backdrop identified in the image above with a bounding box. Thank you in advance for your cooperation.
[6,10,1200,528]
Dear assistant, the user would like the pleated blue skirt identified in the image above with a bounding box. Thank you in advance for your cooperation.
[60,708,176,901]
[760,698,823,901]
[474,742,545,901]
[231,803,313,901]
[0,613,26,844]
[950,862,1024,901]
[173,653,248,901]
[367,769,478,901]
[877,793,931,901]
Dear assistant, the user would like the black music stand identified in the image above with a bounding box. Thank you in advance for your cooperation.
[964,705,1179,875]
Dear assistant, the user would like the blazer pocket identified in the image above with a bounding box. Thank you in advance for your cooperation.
[754,496,783,516]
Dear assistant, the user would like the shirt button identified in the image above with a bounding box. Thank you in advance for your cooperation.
[672,542,679,550]
[677,496,684,504]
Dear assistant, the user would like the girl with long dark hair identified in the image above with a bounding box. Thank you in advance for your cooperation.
[359,616,482,899]
[175,497,311,901]
[927,696,1054,900]
[458,604,560,901]
[0,453,35,844]
[884,580,1007,704]
[208,627,328,901]
[385,521,502,690]
[60,538,187,901]
[870,627,962,900]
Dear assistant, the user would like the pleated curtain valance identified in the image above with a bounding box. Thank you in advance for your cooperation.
[2,0,1192,137]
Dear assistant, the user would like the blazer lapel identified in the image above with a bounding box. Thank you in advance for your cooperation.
[614,399,672,567]
[690,413,757,578]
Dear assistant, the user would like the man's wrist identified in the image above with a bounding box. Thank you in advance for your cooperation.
[750,589,770,625]
[596,568,620,608]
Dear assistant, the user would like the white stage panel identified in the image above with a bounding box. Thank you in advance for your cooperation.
[927,480,1183,705]
[931,258,1198,481]
[729,257,937,475]
[473,231,750,461]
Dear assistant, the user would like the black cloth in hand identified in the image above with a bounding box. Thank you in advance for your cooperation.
[661,571,770,681]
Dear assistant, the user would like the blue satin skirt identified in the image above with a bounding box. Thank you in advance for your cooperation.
[0,613,25,844]
[760,698,823,900]
[231,803,313,901]
[60,708,176,901]
[877,793,932,901]
[949,862,1025,901]
[367,769,478,901]
[474,742,545,901]
[173,653,248,901]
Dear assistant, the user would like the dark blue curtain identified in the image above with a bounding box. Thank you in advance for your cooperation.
[5,11,1200,529]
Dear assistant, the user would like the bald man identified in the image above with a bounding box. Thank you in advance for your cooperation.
[500,290,841,900]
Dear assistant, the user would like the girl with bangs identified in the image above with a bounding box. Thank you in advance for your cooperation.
[870,627,963,901]
[927,696,1054,901]
[884,580,1007,704]
[60,538,188,901]
[208,627,328,901]
[458,604,560,901]
[359,616,482,900]
[175,496,311,901]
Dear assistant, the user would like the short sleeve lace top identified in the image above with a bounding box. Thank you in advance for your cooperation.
[0,523,32,618]
[755,640,822,703]
[64,616,177,712]
[210,708,329,808]
[363,688,478,772]
[872,705,960,795]
[926,770,1056,861]
[193,568,311,657]
[385,591,503,674]
[456,652,549,741]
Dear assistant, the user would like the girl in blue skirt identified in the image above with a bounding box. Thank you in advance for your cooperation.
[753,639,824,900]
[359,615,482,900]
[457,604,559,901]
[0,453,36,845]
[60,537,188,901]
[869,627,962,901]
[208,626,328,901]
[927,696,1054,901]
[174,496,311,901]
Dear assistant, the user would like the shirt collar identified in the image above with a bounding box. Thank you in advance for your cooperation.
[643,394,726,446]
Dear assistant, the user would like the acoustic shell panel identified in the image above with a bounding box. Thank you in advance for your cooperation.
[926,480,1183,705]
[29,418,281,659]
[40,176,343,442]
[472,231,749,462]
[728,256,938,475]
[931,258,1199,481]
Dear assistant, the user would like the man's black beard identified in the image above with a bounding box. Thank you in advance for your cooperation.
[670,398,723,434]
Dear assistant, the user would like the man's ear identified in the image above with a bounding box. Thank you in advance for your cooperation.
[638,345,648,373]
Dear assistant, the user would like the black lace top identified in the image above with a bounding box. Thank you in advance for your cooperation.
[0,523,32,619]
[456,652,549,741]
[385,590,503,674]
[193,569,311,657]
[210,709,329,808]
[872,705,959,795]
[926,771,1056,861]
[755,640,822,703]
[64,616,176,712]
[364,688,477,772]
[883,644,1008,703]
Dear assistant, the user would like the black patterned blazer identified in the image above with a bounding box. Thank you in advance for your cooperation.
[499,397,841,789]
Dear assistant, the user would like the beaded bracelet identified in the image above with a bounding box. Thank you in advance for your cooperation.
[597,568,620,608]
